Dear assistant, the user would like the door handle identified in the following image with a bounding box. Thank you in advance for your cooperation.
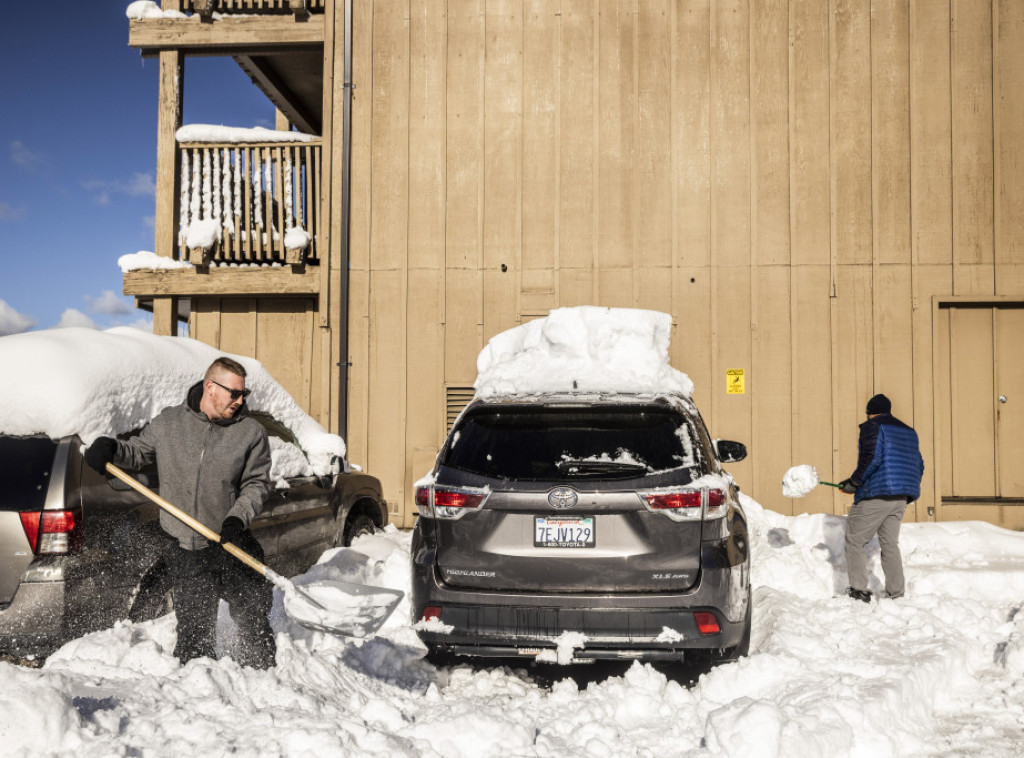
[1000,395,1008,404]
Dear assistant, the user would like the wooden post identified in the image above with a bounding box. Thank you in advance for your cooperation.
[153,47,184,336]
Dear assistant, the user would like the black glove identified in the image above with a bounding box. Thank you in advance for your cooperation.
[838,478,860,495]
[84,437,117,474]
[219,516,245,546]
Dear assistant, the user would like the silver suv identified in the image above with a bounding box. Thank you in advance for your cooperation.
[411,393,751,665]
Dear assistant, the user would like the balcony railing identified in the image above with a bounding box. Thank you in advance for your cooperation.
[177,134,322,266]
[180,0,325,15]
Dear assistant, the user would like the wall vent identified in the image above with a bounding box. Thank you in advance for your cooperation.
[445,386,476,431]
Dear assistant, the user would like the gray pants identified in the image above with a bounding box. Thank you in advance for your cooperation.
[845,496,907,597]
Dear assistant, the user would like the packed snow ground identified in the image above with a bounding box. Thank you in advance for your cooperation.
[3,499,1024,757]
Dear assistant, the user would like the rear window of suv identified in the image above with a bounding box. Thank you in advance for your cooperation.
[0,437,57,512]
[442,405,703,480]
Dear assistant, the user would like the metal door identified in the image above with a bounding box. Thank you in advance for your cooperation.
[938,303,1024,505]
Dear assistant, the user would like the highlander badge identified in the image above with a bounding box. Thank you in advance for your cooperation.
[548,487,578,509]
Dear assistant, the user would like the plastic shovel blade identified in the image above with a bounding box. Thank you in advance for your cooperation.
[275,575,405,638]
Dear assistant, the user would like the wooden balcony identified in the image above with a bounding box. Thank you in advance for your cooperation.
[176,133,322,267]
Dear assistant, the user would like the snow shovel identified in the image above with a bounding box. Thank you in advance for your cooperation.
[105,463,403,638]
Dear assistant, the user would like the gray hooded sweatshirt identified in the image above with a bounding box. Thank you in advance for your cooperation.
[113,381,272,550]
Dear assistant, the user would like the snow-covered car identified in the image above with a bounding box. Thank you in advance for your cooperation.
[411,392,751,665]
[0,328,388,660]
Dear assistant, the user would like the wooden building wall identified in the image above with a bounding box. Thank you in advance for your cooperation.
[343,0,1024,528]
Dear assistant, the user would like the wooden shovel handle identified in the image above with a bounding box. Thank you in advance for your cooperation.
[105,462,269,577]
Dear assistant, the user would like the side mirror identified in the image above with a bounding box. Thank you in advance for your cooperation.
[715,439,748,463]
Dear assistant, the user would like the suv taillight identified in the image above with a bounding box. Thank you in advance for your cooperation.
[414,485,489,520]
[640,488,727,521]
[19,510,78,555]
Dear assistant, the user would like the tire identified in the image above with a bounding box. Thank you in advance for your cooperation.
[342,513,376,546]
[129,568,174,623]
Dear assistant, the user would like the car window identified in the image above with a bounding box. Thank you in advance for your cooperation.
[442,406,703,480]
[0,437,57,512]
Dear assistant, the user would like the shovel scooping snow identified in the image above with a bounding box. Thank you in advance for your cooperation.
[782,465,843,498]
[106,463,403,638]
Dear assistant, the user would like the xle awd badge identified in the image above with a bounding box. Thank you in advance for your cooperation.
[548,487,578,509]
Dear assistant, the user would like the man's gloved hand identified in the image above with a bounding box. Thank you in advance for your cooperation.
[838,478,860,495]
[84,437,117,474]
[219,516,245,546]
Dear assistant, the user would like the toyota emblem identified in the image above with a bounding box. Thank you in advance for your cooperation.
[547,487,578,509]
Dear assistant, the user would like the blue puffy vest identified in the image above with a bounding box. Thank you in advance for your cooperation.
[852,415,925,503]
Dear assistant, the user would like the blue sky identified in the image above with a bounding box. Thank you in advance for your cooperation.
[0,3,273,335]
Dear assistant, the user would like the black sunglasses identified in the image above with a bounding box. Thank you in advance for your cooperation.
[211,380,251,401]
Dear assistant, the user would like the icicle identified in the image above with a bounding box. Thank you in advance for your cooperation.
[233,148,242,220]
[179,150,190,249]
[212,148,222,231]
[284,155,295,231]
[189,150,201,229]
[266,159,278,242]
[221,148,232,232]
[201,149,212,221]
[253,151,263,229]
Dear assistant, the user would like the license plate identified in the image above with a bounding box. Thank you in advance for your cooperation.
[534,516,595,548]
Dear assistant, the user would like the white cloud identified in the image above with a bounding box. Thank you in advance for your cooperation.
[0,200,26,221]
[83,172,156,206]
[54,308,97,330]
[10,140,46,172]
[0,299,36,336]
[126,172,157,196]
[86,290,133,316]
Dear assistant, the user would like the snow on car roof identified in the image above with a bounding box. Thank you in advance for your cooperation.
[0,327,344,479]
[474,306,694,399]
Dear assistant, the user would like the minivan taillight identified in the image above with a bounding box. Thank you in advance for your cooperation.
[640,488,727,521]
[414,486,489,520]
[19,510,78,555]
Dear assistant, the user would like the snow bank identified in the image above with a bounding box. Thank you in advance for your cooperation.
[474,306,694,398]
[0,327,344,478]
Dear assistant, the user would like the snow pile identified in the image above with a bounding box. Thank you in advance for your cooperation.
[535,631,589,665]
[0,665,82,754]
[183,218,221,250]
[475,306,694,398]
[781,464,819,498]
[118,250,194,273]
[285,226,311,252]
[0,327,344,479]
[125,1,186,19]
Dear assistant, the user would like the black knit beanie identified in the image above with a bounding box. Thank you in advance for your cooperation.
[866,393,892,415]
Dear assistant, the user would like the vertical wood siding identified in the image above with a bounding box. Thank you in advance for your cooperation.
[345,0,1024,527]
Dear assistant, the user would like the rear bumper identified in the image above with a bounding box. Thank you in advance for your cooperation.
[0,580,67,657]
[412,544,750,662]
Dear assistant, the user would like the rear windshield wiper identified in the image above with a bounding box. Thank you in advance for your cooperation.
[555,459,649,477]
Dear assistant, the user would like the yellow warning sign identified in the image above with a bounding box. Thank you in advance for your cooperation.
[726,369,745,395]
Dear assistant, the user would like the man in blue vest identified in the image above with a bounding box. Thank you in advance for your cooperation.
[839,394,925,602]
